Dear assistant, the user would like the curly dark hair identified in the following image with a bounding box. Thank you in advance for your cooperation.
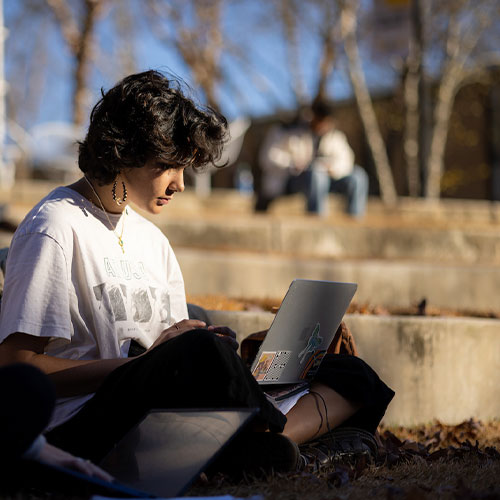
[78,70,229,185]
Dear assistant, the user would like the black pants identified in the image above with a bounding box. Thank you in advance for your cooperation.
[316,354,395,434]
[47,330,394,463]
[47,330,286,462]
[0,364,55,464]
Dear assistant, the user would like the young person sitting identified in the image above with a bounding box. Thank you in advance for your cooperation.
[0,70,393,475]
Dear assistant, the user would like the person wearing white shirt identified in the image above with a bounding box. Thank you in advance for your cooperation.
[0,72,392,477]
[257,101,369,217]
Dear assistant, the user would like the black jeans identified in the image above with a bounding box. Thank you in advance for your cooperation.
[0,364,55,463]
[47,330,394,462]
[46,330,287,463]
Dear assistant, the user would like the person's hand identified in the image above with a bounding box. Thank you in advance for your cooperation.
[148,319,207,351]
[208,325,239,351]
[38,442,114,482]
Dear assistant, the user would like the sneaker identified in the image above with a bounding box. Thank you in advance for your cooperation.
[299,427,378,472]
[211,431,300,478]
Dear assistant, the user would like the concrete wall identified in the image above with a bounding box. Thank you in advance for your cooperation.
[178,248,500,313]
[207,310,500,426]
[163,218,500,264]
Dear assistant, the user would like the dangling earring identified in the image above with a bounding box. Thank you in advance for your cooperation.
[112,180,128,206]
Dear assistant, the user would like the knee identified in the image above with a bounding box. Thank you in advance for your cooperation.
[155,328,217,354]
[351,166,369,192]
[309,167,329,186]
[0,364,56,454]
[0,364,55,418]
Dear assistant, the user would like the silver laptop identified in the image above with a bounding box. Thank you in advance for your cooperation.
[99,408,256,498]
[251,279,357,385]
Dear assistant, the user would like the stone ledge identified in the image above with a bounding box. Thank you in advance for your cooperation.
[178,248,500,312]
[161,218,500,264]
[2,181,500,225]
[206,310,500,426]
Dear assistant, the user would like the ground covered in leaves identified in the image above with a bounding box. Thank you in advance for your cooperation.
[189,419,500,499]
[186,294,500,320]
[1,421,499,499]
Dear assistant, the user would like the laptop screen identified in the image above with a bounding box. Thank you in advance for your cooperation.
[100,408,256,498]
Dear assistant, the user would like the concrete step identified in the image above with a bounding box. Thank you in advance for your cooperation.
[3,181,500,225]
[206,309,500,426]
[177,248,500,313]
[4,204,500,265]
[160,215,500,264]
[2,182,500,264]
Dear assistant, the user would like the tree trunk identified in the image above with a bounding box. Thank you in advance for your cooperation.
[315,26,336,102]
[403,0,423,197]
[46,0,102,127]
[424,64,460,199]
[403,64,420,196]
[73,0,100,126]
[340,3,397,205]
[423,5,484,199]
[280,0,307,104]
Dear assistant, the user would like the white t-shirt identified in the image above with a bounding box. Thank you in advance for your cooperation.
[0,186,188,429]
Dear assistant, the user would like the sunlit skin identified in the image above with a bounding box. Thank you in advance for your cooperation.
[120,161,186,215]
[70,160,185,216]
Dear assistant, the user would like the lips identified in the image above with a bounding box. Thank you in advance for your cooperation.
[156,197,171,206]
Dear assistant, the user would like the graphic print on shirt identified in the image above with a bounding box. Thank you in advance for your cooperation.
[158,290,172,324]
[108,284,128,321]
[92,257,173,337]
[131,288,153,322]
[104,257,145,280]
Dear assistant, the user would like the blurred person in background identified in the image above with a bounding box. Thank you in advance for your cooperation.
[256,100,368,217]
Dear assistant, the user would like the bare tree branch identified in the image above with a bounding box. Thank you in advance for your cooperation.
[314,0,341,102]
[45,0,80,54]
[273,0,307,104]
[44,0,108,126]
[425,0,496,198]
[73,0,104,125]
[146,0,224,110]
[403,0,426,196]
[339,0,397,205]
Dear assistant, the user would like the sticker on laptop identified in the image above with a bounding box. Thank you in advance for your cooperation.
[300,349,327,380]
[263,350,292,382]
[298,323,323,364]
[252,351,277,381]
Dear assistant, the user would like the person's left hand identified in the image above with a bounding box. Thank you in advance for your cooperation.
[207,325,239,351]
[38,442,114,482]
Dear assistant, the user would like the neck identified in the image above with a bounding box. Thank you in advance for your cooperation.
[70,177,127,215]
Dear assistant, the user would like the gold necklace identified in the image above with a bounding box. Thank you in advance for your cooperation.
[84,176,127,253]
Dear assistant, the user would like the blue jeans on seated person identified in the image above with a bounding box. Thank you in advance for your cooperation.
[288,165,368,217]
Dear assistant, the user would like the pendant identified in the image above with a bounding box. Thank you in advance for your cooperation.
[118,237,125,254]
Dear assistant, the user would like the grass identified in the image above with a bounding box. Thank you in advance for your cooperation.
[188,420,500,499]
[2,420,499,500]
[190,458,500,499]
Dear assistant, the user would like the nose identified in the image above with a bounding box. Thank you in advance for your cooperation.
[170,168,185,193]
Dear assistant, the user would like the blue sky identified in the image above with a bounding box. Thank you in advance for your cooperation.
[4,0,401,130]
